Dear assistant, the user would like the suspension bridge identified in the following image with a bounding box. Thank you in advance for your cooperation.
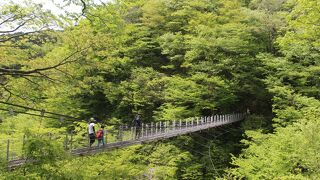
[3,113,246,168]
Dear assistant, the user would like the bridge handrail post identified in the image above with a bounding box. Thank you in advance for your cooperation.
[120,125,124,141]
[146,124,148,137]
[151,122,154,136]
[6,139,10,162]
[141,123,144,138]
[87,132,90,148]
[164,121,168,133]
[70,131,73,151]
[22,134,26,159]
[64,133,68,150]
[156,122,158,135]
[191,118,194,127]
[179,120,182,130]
[196,118,199,126]
[216,115,218,124]
[185,119,188,129]
[173,120,176,131]
[205,116,207,126]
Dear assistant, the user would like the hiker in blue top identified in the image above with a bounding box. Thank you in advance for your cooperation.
[132,114,141,139]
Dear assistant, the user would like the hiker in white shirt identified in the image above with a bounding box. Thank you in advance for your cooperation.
[88,118,96,147]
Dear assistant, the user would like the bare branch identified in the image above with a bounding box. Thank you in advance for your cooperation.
[54,67,75,78]
[80,0,87,16]
[98,0,107,6]
[0,83,32,102]
[21,76,41,87]
[0,14,17,26]
[0,27,47,43]
[0,44,30,48]
[0,47,88,76]
[36,71,65,84]
[0,20,29,33]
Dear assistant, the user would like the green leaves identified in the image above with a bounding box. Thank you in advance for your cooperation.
[229,0,320,178]
[229,104,320,179]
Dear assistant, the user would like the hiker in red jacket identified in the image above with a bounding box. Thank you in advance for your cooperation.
[96,125,105,147]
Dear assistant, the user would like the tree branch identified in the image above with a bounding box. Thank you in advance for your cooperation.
[80,0,87,16]
[0,83,33,102]
[0,27,47,43]
[0,19,29,33]
[0,14,17,26]
[0,47,88,76]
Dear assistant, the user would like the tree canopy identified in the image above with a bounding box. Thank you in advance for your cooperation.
[0,0,319,179]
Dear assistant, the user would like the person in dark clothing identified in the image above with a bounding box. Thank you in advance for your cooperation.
[132,115,141,139]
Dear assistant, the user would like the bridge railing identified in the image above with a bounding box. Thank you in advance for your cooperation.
[2,113,246,163]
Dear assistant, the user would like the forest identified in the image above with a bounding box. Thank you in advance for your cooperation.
[0,0,319,179]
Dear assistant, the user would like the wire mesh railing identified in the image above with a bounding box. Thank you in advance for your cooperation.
[3,113,246,165]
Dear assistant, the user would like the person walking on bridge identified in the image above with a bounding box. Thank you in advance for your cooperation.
[96,125,105,147]
[88,118,96,147]
[132,114,141,139]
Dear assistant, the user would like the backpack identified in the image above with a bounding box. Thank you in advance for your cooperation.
[96,130,103,139]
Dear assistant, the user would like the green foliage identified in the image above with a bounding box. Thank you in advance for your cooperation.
[0,135,68,179]
[228,0,320,179]
[229,101,320,179]
[1,0,319,179]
